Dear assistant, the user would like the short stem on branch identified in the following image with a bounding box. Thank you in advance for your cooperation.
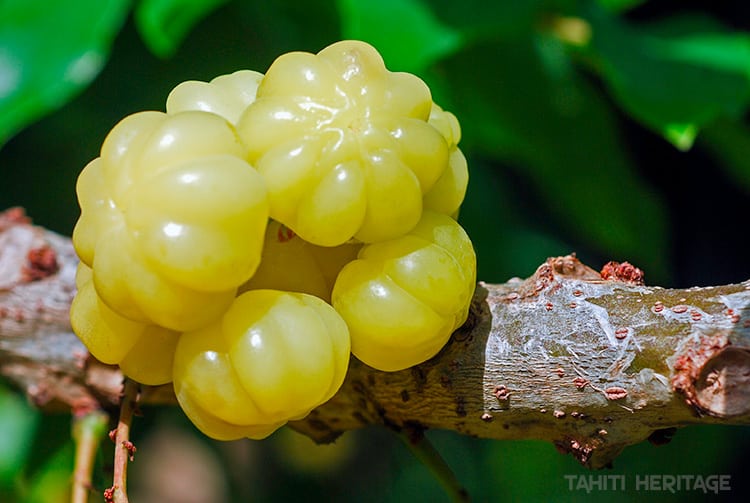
[71,409,109,503]
[398,426,470,503]
[107,378,139,503]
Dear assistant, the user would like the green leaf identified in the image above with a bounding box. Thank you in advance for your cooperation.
[135,0,230,58]
[440,36,669,277]
[25,442,74,503]
[0,0,130,148]
[336,0,462,72]
[582,7,750,149]
[425,0,544,42]
[664,123,697,152]
[0,386,39,487]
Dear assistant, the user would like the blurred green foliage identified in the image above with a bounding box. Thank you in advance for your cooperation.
[584,7,750,150]
[0,386,39,491]
[1,0,749,501]
[135,0,231,58]
[0,384,73,502]
[337,0,461,72]
[0,0,130,149]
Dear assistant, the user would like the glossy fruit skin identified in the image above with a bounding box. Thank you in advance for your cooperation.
[70,264,179,385]
[239,220,361,302]
[332,211,476,371]
[173,290,351,440]
[236,40,451,246]
[166,70,264,125]
[423,104,468,217]
[72,110,269,331]
[69,41,476,443]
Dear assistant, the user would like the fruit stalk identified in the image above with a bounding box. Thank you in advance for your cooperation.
[106,378,139,503]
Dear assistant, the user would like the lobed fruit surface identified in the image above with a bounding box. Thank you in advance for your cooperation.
[332,211,476,371]
[72,110,269,331]
[423,104,469,217]
[69,40,476,442]
[173,290,351,439]
[237,40,452,246]
[70,264,179,385]
[239,220,361,302]
[166,69,264,125]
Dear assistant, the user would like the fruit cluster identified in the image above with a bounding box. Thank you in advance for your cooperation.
[70,40,475,440]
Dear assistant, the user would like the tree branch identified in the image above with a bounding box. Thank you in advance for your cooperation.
[2,208,749,469]
[107,378,139,503]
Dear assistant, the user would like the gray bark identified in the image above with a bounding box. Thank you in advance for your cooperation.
[2,208,749,468]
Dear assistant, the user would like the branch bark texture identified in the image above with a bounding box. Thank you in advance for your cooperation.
[1,208,749,468]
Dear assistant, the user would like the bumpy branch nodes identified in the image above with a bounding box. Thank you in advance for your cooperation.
[1,208,750,470]
[106,378,140,503]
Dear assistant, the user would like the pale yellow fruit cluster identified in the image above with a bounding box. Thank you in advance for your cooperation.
[70,40,475,441]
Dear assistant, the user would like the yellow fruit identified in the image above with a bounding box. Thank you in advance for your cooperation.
[72,110,269,331]
[423,104,468,217]
[173,290,351,440]
[70,264,178,385]
[332,211,475,371]
[237,40,451,246]
[70,41,477,437]
[239,220,361,302]
[166,69,264,125]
